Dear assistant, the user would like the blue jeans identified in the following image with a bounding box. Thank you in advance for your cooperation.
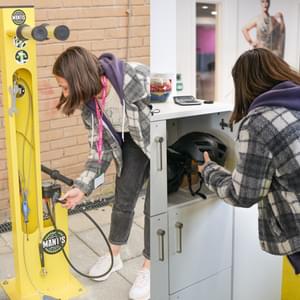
[109,133,150,259]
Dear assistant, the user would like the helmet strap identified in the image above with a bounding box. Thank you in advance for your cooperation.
[187,173,207,199]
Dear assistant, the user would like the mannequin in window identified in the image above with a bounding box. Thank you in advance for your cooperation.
[242,0,285,58]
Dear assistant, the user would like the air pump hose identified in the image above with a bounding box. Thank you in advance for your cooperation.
[41,164,114,279]
[45,200,114,279]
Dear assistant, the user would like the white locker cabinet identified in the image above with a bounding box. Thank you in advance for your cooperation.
[168,192,233,295]
[150,104,234,300]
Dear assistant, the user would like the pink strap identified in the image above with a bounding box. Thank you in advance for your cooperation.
[95,76,108,162]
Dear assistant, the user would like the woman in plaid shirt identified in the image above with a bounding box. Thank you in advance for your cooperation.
[199,48,300,274]
[53,46,151,300]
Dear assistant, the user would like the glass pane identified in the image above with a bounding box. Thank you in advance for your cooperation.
[196,2,217,100]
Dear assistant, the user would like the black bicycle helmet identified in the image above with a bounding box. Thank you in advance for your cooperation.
[167,132,227,196]
[167,148,186,194]
[169,132,227,166]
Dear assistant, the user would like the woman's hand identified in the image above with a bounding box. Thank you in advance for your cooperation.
[60,187,85,210]
[198,151,211,174]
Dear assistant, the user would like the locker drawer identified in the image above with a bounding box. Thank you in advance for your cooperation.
[168,196,233,294]
[169,267,231,300]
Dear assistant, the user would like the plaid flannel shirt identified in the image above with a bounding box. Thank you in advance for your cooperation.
[74,62,150,196]
[203,106,300,255]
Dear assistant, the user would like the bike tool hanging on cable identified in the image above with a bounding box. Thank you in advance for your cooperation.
[41,165,114,279]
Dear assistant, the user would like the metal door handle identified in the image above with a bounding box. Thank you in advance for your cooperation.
[157,229,166,261]
[154,136,164,171]
[175,222,183,253]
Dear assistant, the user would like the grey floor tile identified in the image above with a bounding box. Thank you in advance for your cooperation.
[134,197,146,218]
[133,216,144,229]
[68,233,99,274]
[69,206,113,233]
[76,223,144,261]
[72,272,131,300]
[0,288,7,300]
[0,237,6,248]
[118,255,145,284]
[0,236,12,255]
[0,252,15,281]
[0,233,12,249]
[0,288,8,300]
[0,246,12,256]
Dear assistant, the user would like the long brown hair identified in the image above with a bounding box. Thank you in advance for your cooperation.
[230,48,300,125]
[53,46,104,115]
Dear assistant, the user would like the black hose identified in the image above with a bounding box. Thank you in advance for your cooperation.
[41,165,114,278]
[45,200,114,279]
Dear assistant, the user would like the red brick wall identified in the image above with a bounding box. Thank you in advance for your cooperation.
[0,0,150,222]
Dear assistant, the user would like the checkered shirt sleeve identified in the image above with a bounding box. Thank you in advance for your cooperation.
[203,117,274,208]
[73,112,114,196]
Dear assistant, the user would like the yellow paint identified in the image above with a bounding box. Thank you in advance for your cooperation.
[281,257,300,300]
[0,6,85,299]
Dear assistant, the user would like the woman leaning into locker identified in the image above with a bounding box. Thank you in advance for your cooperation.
[199,48,300,274]
[53,46,151,300]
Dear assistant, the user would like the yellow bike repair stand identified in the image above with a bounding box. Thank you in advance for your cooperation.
[281,257,300,300]
[0,5,85,300]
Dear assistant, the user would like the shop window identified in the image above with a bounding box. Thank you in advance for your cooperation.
[196,2,217,100]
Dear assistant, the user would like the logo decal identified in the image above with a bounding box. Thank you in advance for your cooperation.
[13,36,27,49]
[42,229,67,255]
[11,10,26,25]
[15,50,29,64]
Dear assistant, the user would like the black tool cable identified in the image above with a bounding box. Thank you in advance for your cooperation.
[41,164,114,278]
[45,199,114,279]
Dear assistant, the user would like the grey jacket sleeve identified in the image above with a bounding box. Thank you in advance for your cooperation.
[203,119,274,207]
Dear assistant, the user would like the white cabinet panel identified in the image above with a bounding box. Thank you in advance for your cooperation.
[150,120,168,216]
[233,206,282,300]
[169,268,232,300]
[168,195,233,294]
[151,213,169,300]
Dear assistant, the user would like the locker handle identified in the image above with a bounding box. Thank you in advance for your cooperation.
[175,222,183,253]
[157,229,166,261]
[154,136,164,171]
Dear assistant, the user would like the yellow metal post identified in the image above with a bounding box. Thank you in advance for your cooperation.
[0,6,84,299]
[281,257,300,300]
